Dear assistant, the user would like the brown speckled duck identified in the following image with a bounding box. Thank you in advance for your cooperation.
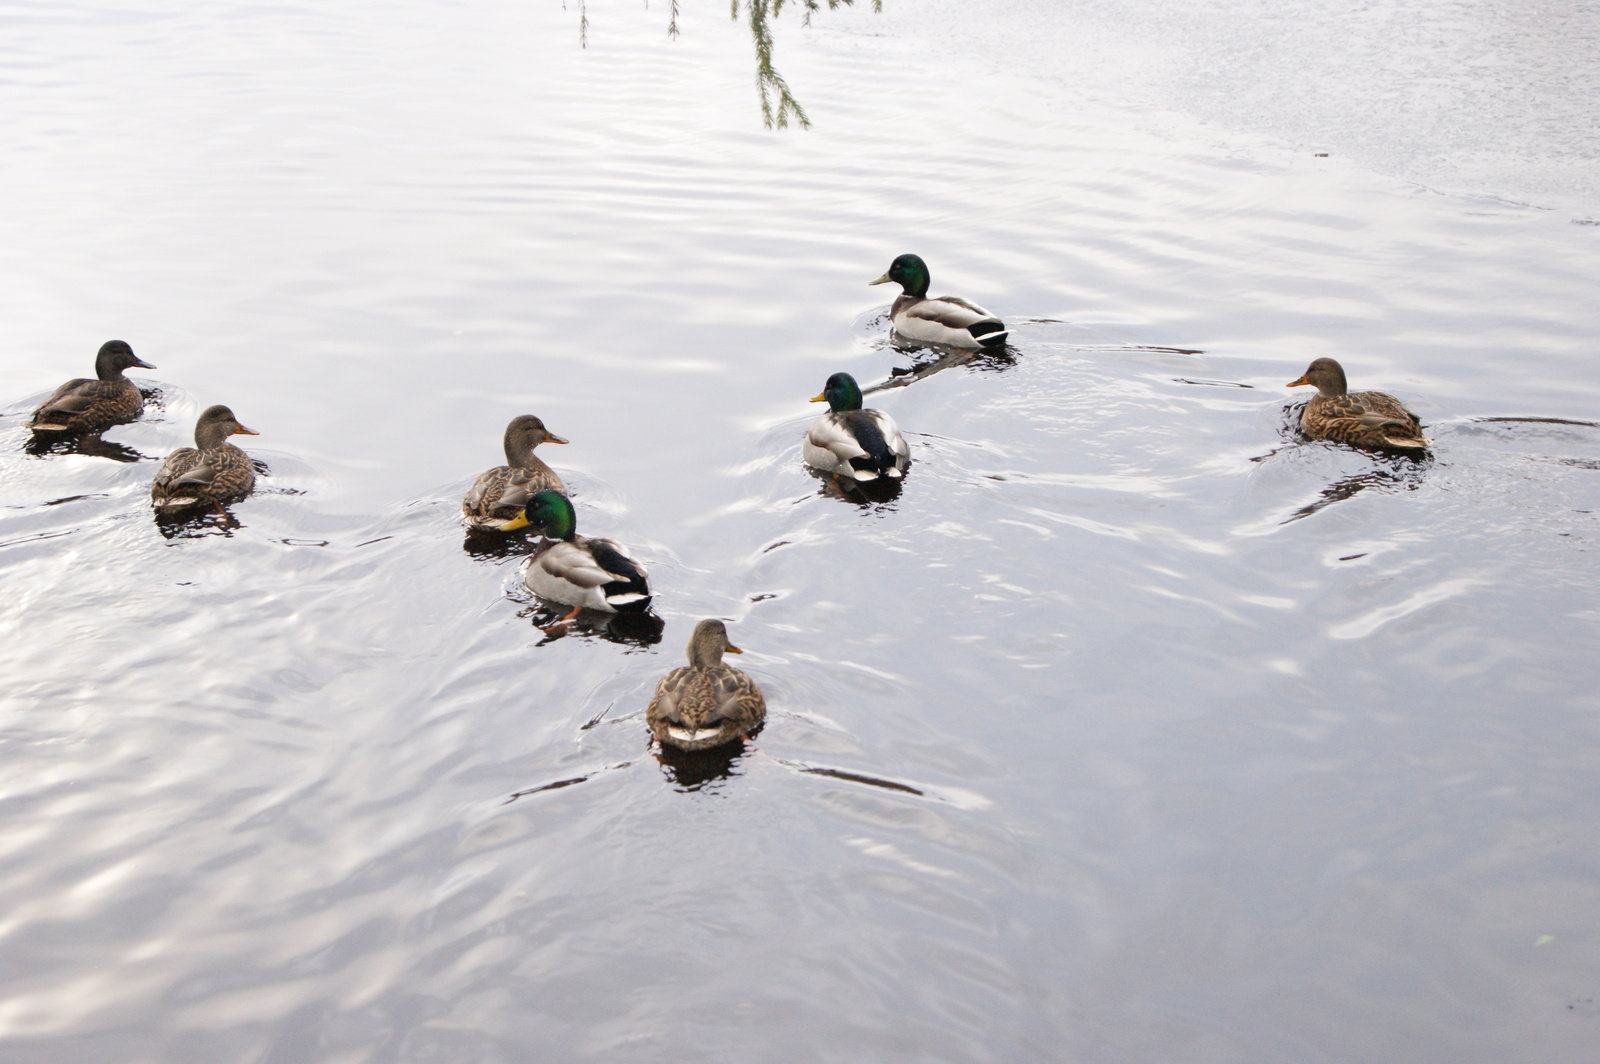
[1287,358,1429,453]
[29,340,155,436]
[150,405,260,512]
[462,415,568,531]
[647,619,766,751]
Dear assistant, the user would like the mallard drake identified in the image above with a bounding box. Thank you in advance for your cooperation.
[462,415,569,531]
[506,489,652,623]
[647,619,766,751]
[804,372,910,482]
[150,405,260,512]
[870,253,1007,349]
[1287,358,1430,452]
[29,340,155,435]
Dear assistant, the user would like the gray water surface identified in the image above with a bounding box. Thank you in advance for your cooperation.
[2,2,1598,1061]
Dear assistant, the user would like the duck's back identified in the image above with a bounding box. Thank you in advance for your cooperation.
[151,443,255,506]
[891,293,1007,349]
[647,663,766,745]
[32,377,141,433]
[1304,390,1427,450]
[464,462,565,525]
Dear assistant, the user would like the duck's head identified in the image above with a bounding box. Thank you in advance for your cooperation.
[506,488,576,539]
[810,372,864,413]
[869,253,931,298]
[95,340,155,379]
[687,618,742,668]
[504,414,567,462]
[194,404,259,447]
[1286,357,1348,396]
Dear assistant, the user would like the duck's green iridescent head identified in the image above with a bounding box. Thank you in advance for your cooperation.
[809,372,864,413]
[869,253,930,298]
[509,488,576,540]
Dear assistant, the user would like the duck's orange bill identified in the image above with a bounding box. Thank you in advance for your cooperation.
[547,435,569,445]
[727,645,743,654]
[1285,375,1310,388]
[809,393,827,403]
[235,425,261,435]
[501,513,531,531]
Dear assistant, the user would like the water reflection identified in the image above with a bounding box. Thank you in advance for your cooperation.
[461,527,537,560]
[809,467,904,508]
[514,599,665,648]
[155,507,245,539]
[868,344,1020,394]
[1280,465,1425,524]
[573,0,883,128]
[22,433,147,463]
[656,734,756,791]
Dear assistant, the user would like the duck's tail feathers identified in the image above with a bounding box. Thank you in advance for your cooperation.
[970,322,1009,347]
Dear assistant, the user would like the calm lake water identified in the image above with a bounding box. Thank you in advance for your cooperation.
[2,2,1598,1061]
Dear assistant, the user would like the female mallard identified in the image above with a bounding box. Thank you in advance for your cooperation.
[870,253,1007,349]
[462,415,569,531]
[29,340,156,436]
[505,489,651,623]
[647,619,766,751]
[804,372,910,482]
[646,617,764,752]
[1287,358,1430,452]
[150,405,260,512]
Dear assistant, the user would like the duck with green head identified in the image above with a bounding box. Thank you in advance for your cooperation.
[29,340,157,437]
[150,404,261,512]
[647,619,766,751]
[505,489,652,624]
[870,253,1007,350]
[1286,357,1430,453]
[803,372,911,482]
[462,414,569,531]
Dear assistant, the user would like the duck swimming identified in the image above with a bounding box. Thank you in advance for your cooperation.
[1286,357,1430,453]
[150,405,260,512]
[804,372,910,482]
[29,340,155,436]
[462,415,568,531]
[647,619,766,751]
[504,489,652,624]
[870,253,1007,350]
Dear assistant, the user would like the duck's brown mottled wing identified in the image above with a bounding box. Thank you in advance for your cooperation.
[465,464,566,522]
[32,378,140,431]
[164,445,255,502]
[463,465,511,519]
[495,465,565,516]
[647,666,694,724]
[150,447,202,503]
[710,666,766,727]
[1305,391,1428,448]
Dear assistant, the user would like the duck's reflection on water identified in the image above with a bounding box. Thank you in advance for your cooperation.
[1281,463,1428,524]
[655,731,757,791]
[811,468,904,509]
[24,432,146,463]
[155,507,244,539]
[506,736,940,803]
[868,344,1019,396]
[515,601,664,648]
[461,528,536,560]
